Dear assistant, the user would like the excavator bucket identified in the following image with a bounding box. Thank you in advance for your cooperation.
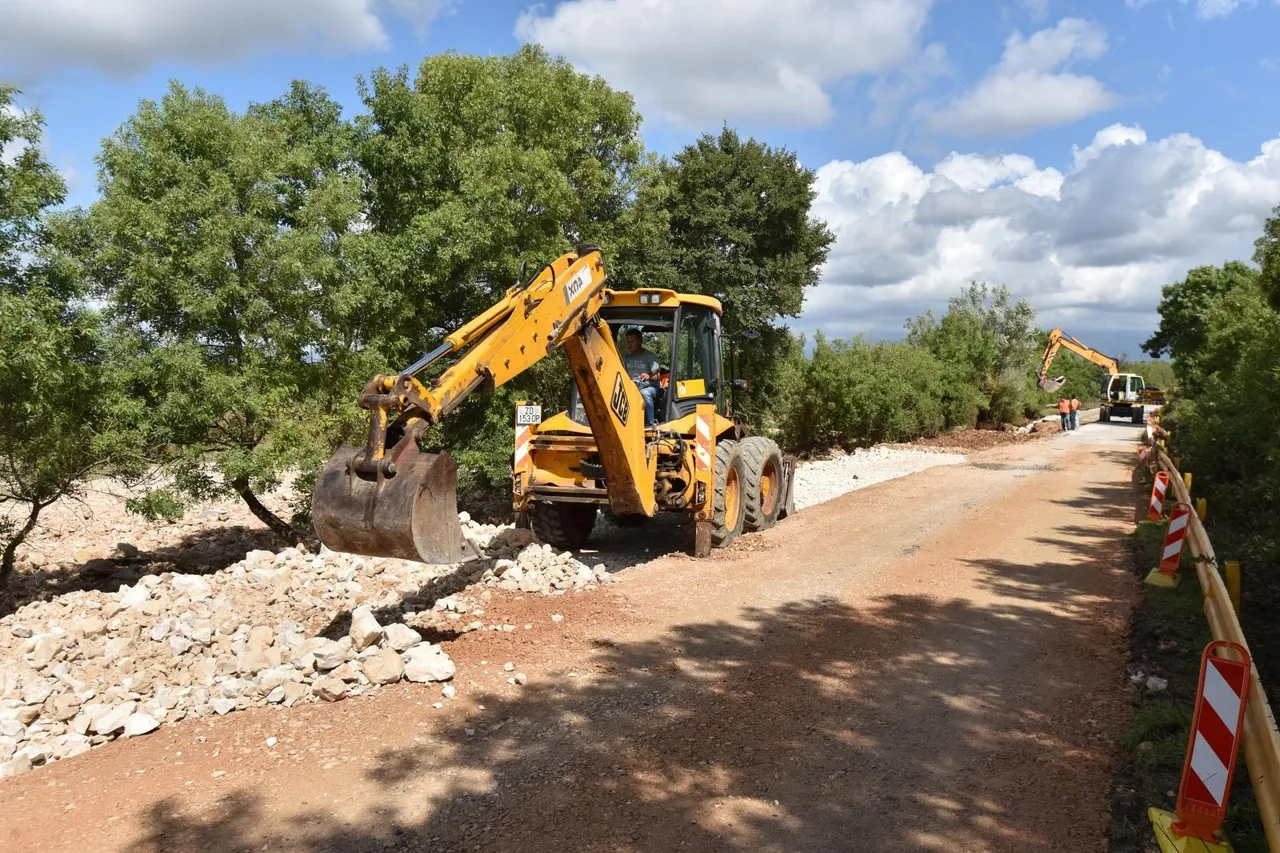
[1039,375,1066,392]
[312,441,473,565]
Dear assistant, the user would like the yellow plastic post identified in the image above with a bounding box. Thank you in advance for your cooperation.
[1183,472,1192,492]
[1196,498,1206,521]
[1149,807,1235,852]
[1174,456,1182,469]
[1225,561,1241,617]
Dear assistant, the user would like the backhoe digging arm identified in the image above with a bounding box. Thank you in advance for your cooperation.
[1036,328,1121,391]
[312,246,651,564]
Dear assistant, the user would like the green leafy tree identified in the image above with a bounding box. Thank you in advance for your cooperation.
[76,81,380,543]
[1254,202,1280,312]
[779,333,948,450]
[0,86,143,586]
[353,46,661,500]
[1121,358,1175,392]
[657,126,834,429]
[357,45,650,346]
[1172,277,1280,547]
[1141,262,1259,391]
[907,281,1039,425]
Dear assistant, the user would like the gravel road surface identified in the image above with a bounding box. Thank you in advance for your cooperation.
[0,419,1144,852]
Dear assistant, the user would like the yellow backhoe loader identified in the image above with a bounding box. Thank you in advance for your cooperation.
[311,245,797,565]
[1036,328,1165,424]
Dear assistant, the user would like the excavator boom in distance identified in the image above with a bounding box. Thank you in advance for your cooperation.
[311,246,797,566]
[1036,327,1165,424]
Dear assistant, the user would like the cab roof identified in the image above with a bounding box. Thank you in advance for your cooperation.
[603,288,722,314]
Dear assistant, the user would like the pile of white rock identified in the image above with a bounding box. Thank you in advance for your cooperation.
[0,514,615,779]
[0,577,454,779]
[459,516,613,594]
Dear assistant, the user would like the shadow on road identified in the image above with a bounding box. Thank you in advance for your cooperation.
[133,569,1128,852]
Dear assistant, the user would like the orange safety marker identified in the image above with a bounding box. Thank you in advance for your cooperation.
[1148,641,1251,852]
[1148,471,1171,521]
[514,423,532,471]
[1146,501,1191,588]
[1137,445,1151,466]
[693,409,713,472]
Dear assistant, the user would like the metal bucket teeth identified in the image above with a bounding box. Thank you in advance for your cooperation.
[312,442,472,565]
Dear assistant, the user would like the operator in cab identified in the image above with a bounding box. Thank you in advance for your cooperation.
[622,328,662,428]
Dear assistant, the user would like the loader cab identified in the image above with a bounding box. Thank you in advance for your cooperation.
[1103,372,1145,402]
[567,292,726,427]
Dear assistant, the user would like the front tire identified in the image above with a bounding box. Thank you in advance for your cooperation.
[711,440,746,548]
[1100,407,1111,423]
[531,501,597,550]
[740,436,784,532]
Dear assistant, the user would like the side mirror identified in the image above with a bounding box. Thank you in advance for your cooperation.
[734,328,761,341]
[731,379,749,391]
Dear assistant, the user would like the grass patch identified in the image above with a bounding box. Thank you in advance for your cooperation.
[1107,503,1267,851]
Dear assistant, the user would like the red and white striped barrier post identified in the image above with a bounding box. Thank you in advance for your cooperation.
[1146,501,1192,588]
[1148,641,1251,851]
[1137,445,1151,466]
[1148,471,1171,521]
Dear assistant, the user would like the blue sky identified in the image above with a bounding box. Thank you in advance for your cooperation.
[4,0,1280,359]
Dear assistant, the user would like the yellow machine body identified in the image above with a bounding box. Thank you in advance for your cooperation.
[312,247,797,565]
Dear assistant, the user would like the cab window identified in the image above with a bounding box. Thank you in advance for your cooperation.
[671,305,722,412]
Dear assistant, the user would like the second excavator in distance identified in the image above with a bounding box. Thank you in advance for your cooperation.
[1036,327,1166,424]
[310,245,798,566]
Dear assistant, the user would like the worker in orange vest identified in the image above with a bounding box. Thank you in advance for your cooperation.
[1070,395,1081,430]
[1057,397,1070,431]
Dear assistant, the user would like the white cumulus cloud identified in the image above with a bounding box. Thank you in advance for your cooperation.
[0,0,453,79]
[1127,0,1254,20]
[932,18,1119,138]
[799,126,1280,353]
[515,0,934,128]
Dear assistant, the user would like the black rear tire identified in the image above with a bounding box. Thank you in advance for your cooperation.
[740,436,784,532]
[531,501,597,550]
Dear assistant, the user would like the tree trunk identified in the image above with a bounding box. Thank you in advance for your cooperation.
[1,502,44,588]
[232,477,301,547]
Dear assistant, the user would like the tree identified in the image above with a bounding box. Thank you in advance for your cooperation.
[354,46,658,499]
[1171,277,1280,535]
[657,126,834,428]
[1141,262,1259,391]
[1254,202,1280,312]
[76,81,378,544]
[777,332,947,450]
[357,45,650,350]
[0,86,143,586]
[907,282,1039,425]
[1121,359,1175,392]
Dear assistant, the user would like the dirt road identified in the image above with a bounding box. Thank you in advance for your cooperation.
[0,423,1141,852]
